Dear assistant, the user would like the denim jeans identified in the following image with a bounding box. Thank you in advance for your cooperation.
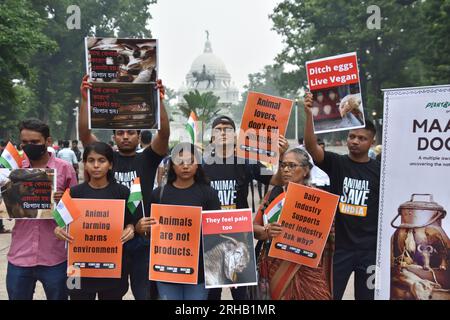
[123,236,156,300]
[7,261,68,300]
[157,282,208,300]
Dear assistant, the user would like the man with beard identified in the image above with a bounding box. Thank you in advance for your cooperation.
[6,119,77,300]
[79,76,170,300]
[303,92,380,300]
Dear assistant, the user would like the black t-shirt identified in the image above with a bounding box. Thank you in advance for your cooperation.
[113,146,164,219]
[69,181,133,292]
[318,151,380,250]
[202,155,272,210]
[150,183,221,284]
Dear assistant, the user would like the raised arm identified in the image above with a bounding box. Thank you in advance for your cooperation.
[150,80,170,156]
[79,75,98,146]
[303,92,325,164]
[269,134,289,186]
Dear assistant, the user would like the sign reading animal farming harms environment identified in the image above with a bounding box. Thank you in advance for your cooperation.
[149,204,202,284]
[305,52,366,134]
[237,92,293,166]
[85,37,160,130]
[202,209,257,288]
[0,168,56,219]
[68,199,125,278]
[268,183,339,268]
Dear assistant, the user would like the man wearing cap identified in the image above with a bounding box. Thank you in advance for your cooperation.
[203,115,288,300]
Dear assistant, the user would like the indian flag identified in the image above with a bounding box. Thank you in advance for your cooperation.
[185,111,198,144]
[52,189,81,228]
[127,177,143,214]
[0,142,22,169]
[264,192,285,223]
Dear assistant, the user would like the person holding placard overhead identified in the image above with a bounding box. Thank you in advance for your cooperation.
[79,75,170,300]
[253,148,333,300]
[54,142,135,300]
[303,92,380,300]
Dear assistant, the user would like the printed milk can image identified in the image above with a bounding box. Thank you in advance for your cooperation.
[390,194,450,299]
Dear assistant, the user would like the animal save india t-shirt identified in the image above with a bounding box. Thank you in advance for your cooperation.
[318,151,380,250]
[202,155,272,210]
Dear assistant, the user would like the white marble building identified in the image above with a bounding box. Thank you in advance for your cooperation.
[171,34,240,144]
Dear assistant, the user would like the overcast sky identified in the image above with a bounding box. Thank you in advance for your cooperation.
[148,0,284,93]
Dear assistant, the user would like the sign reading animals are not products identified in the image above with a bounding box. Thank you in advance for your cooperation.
[149,204,202,284]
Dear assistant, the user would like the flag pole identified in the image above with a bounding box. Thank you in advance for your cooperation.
[65,226,68,249]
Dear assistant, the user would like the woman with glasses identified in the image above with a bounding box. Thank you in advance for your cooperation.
[253,148,333,300]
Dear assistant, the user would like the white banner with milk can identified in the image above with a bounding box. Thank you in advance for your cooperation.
[376,85,450,300]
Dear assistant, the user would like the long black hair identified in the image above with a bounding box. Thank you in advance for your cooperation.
[167,142,209,185]
[83,141,115,182]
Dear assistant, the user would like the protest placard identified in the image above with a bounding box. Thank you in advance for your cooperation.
[0,168,55,219]
[268,182,339,268]
[237,91,293,166]
[149,204,202,284]
[85,37,159,130]
[202,209,257,288]
[305,52,365,134]
[68,199,125,278]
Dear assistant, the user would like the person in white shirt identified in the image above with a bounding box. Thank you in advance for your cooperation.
[56,140,79,179]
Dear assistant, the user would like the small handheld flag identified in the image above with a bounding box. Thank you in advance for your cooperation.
[0,142,22,169]
[185,111,198,144]
[52,189,81,228]
[264,192,285,224]
[127,177,143,215]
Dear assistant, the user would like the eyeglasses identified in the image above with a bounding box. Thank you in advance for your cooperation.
[280,162,302,170]
[213,127,235,134]
[173,160,196,166]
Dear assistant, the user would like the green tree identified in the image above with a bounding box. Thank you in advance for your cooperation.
[179,90,221,123]
[0,0,56,139]
[419,0,450,84]
[270,0,427,121]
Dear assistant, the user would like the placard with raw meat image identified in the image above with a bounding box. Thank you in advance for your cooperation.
[202,209,257,289]
[0,168,56,219]
[305,52,365,134]
[85,37,159,130]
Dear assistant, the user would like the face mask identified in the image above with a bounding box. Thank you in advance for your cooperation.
[22,144,47,161]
